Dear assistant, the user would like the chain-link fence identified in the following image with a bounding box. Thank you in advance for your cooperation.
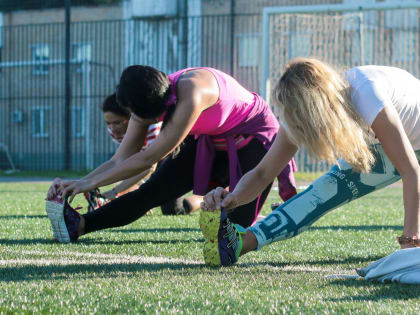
[262,2,420,172]
[0,14,262,171]
[0,1,419,172]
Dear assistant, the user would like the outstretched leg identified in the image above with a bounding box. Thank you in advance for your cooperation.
[81,137,198,235]
[248,144,403,250]
[200,144,412,265]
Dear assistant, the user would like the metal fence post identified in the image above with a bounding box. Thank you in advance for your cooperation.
[358,13,365,66]
[230,0,235,75]
[64,0,71,170]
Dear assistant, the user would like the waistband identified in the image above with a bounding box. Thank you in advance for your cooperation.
[212,135,254,151]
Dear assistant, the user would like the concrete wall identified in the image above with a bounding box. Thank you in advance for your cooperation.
[202,0,342,15]
[2,5,124,26]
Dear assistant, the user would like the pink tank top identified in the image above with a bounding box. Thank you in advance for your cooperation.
[167,67,262,136]
[163,67,290,195]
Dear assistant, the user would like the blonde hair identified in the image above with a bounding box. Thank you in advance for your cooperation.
[272,58,375,172]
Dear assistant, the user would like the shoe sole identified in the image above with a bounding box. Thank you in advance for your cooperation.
[199,211,222,266]
[45,200,70,244]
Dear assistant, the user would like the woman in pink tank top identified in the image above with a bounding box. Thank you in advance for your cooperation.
[46,65,297,244]
[83,93,203,216]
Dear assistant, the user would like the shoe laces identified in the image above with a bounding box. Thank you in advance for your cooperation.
[64,202,82,215]
[222,218,239,252]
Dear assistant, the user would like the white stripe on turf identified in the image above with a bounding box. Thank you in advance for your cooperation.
[0,250,201,266]
[1,249,351,273]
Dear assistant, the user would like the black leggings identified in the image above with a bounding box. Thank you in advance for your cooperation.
[83,137,273,233]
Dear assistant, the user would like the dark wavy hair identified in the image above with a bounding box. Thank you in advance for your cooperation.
[116,65,171,119]
[101,93,130,118]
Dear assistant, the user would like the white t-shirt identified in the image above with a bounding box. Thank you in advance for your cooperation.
[346,66,420,150]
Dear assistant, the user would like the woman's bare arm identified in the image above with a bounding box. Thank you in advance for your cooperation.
[202,125,298,210]
[61,69,219,201]
[372,105,420,246]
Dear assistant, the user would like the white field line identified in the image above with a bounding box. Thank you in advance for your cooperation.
[0,257,199,266]
[0,257,352,276]
[0,249,201,266]
[265,264,350,274]
[1,249,353,276]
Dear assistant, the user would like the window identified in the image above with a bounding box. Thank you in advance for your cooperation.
[31,106,50,138]
[342,0,376,27]
[393,30,417,62]
[289,31,310,59]
[31,44,49,75]
[71,106,86,138]
[342,0,376,65]
[384,0,418,62]
[385,0,418,29]
[237,34,260,67]
[72,43,92,73]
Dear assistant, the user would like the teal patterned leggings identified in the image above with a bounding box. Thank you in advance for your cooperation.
[248,144,420,250]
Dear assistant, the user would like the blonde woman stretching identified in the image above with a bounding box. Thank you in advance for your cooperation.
[200,58,420,266]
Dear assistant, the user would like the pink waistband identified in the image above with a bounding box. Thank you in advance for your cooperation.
[212,135,254,151]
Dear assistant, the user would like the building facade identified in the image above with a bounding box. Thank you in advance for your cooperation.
[0,0,418,171]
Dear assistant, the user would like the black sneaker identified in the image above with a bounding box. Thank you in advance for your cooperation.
[84,188,105,212]
[161,197,190,215]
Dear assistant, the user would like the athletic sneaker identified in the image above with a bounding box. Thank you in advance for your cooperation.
[179,198,194,215]
[45,196,81,243]
[84,188,105,212]
[161,197,191,215]
[199,209,244,266]
[271,202,282,210]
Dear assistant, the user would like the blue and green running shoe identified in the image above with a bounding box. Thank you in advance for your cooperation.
[199,209,244,266]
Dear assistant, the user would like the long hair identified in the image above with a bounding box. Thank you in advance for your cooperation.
[272,58,375,172]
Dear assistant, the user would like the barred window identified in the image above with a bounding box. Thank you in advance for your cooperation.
[71,106,86,138]
[31,44,49,75]
[31,106,50,138]
[72,43,92,73]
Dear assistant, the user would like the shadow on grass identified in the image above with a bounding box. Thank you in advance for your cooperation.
[238,254,383,268]
[106,228,201,233]
[309,225,401,231]
[0,215,46,220]
[0,190,46,193]
[325,279,420,301]
[0,238,54,245]
[0,262,206,282]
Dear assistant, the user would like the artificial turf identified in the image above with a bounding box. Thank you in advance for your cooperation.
[0,180,419,314]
